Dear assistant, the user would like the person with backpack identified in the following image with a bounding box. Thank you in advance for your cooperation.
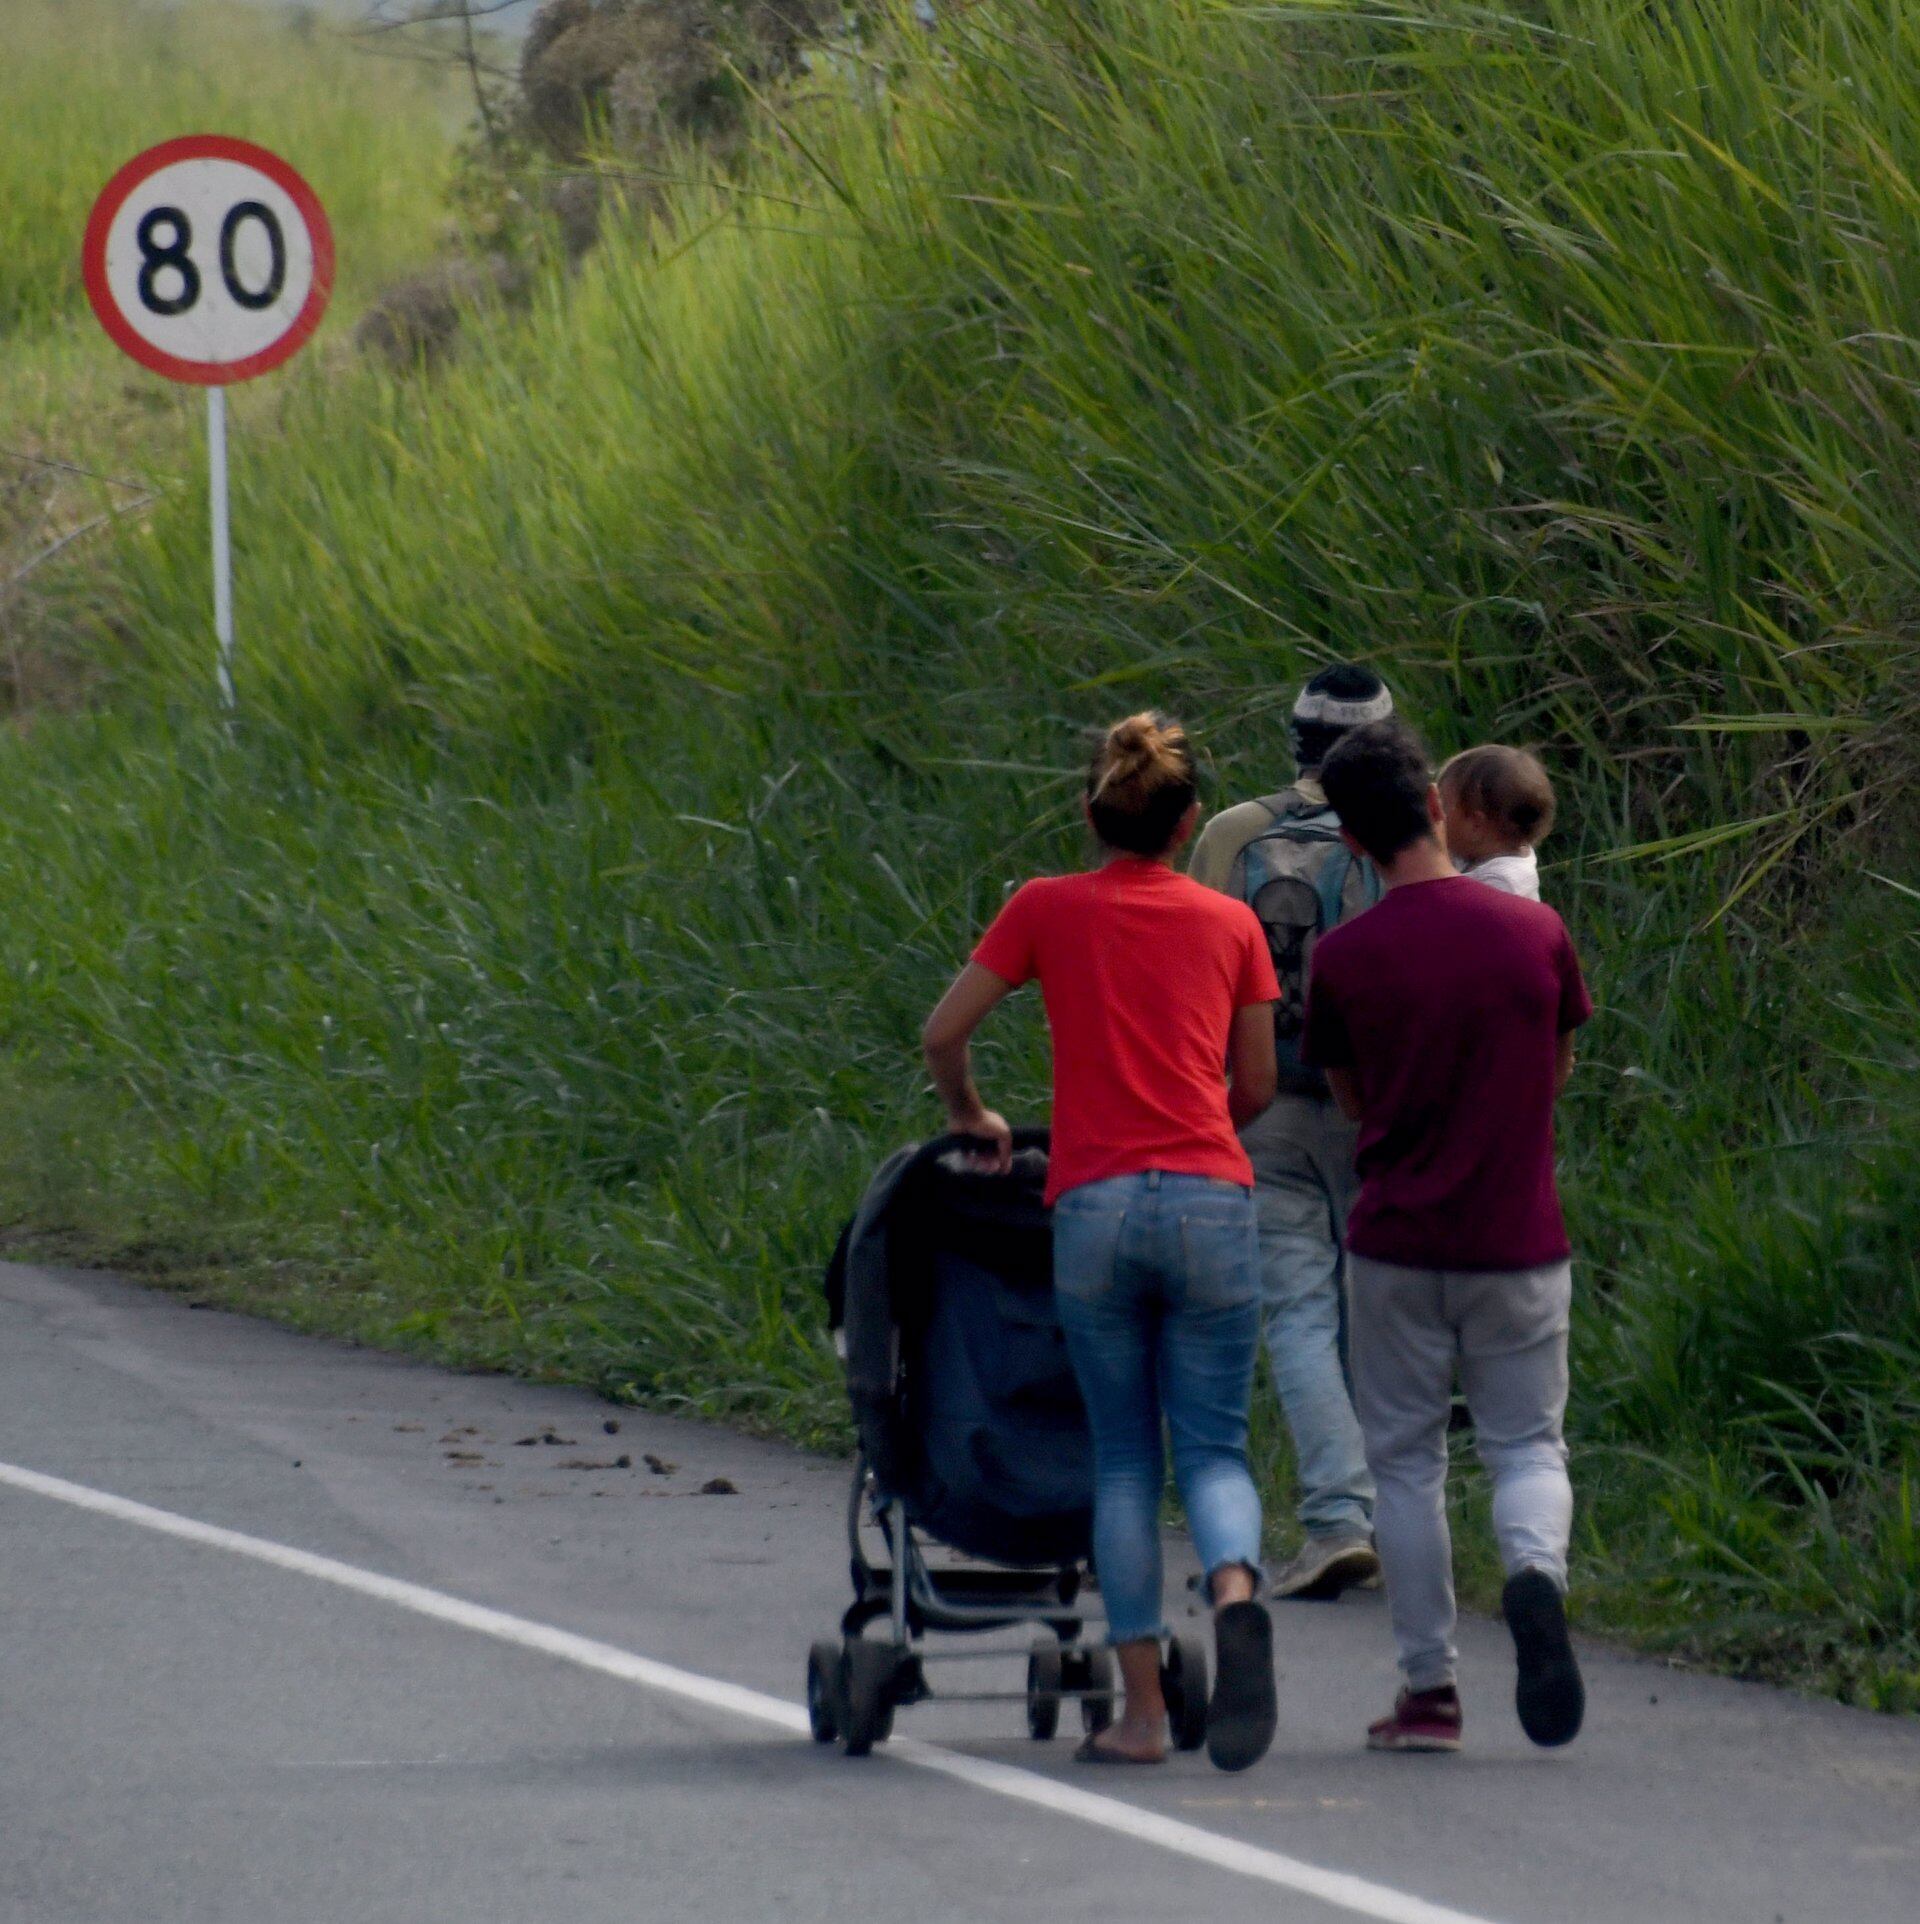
[1187,664,1393,1601]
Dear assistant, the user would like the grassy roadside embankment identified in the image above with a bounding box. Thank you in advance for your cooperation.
[2,0,1917,1707]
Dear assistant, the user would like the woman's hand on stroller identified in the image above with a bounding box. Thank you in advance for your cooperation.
[947,1103,1014,1174]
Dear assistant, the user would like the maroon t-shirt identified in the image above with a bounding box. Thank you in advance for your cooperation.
[1303,876,1593,1270]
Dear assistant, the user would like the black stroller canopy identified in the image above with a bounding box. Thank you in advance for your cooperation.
[829,1131,1093,1568]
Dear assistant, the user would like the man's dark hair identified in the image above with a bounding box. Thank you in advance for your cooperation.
[1319,720,1437,864]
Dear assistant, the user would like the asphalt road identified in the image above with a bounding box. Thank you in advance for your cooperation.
[0,1262,1914,1924]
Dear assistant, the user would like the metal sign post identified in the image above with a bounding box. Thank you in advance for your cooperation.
[83,135,334,710]
[208,386,234,709]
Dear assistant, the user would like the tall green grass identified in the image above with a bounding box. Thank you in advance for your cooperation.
[2,0,1917,1702]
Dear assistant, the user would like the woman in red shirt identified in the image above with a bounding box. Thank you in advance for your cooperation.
[922,713,1281,1771]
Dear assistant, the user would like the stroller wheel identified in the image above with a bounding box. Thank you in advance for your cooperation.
[1025,1634,1063,1741]
[1076,1646,1116,1736]
[839,1639,898,1756]
[1163,1631,1210,1752]
[807,1640,843,1744]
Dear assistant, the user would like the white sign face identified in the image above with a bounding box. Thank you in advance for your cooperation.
[85,136,333,385]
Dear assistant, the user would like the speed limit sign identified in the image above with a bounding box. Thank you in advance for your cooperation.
[83,134,333,384]
[83,136,334,706]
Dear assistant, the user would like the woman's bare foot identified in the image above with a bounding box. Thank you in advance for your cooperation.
[1074,1637,1169,1764]
[1076,1718,1166,1764]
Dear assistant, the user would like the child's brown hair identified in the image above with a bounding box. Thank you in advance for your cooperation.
[1437,744,1557,849]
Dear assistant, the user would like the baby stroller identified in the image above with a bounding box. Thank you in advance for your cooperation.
[807,1128,1211,1756]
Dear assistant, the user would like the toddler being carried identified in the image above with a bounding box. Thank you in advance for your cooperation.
[1437,744,1555,900]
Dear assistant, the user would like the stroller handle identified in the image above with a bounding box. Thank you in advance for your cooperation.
[928,1125,1050,1178]
[928,1124,1049,1156]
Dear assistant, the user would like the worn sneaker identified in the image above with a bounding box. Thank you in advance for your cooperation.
[1366,1686,1463,1753]
[1271,1531,1381,1601]
[1503,1569,1585,1748]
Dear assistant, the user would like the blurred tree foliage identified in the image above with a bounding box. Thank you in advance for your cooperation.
[517,1,830,162]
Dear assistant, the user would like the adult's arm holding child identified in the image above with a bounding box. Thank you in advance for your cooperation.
[1555,1030,1576,1097]
[1553,923,1588,1099]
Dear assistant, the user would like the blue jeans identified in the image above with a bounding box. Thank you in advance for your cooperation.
[1244,1094,1376,1537]
[1052,1172,1264,1644]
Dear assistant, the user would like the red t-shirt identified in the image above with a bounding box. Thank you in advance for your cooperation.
[1303,876,1593,1270]
[972,859,1281,1204]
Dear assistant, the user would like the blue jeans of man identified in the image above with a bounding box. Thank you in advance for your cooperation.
[1244,1093,1376,1538]
[1052,1171,1264,1645]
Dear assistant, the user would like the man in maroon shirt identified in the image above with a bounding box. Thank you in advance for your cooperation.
[1305,720,1592,1756]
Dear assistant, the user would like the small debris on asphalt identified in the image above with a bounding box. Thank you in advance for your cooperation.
[446,1451,484,1464]
[614,1454,632,1469]
[602,1419,621,1435]
[643,1454,677,1476]
[393,1423,423,1433]
[513,1430,576,1447]
[699,1477,740,1496]
[559,1458,625,1471]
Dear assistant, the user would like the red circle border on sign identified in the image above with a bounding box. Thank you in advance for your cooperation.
[82,134,335,386]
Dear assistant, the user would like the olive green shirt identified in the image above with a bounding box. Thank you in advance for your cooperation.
[1187,776,1327,897]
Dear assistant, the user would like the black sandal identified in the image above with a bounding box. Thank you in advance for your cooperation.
[1207,1599,1278,1771]
[1503,1570,1585,1748]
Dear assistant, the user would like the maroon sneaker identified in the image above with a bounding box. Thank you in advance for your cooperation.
[1367,1686,1463,1753]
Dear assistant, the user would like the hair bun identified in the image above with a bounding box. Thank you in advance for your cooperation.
[1086,711,1198,854]
[1101,712,1187,786]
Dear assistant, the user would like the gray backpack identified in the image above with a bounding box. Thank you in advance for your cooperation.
[1237,792,1382,1095]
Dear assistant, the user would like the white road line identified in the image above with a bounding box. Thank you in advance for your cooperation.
[0,1458,1502,1924]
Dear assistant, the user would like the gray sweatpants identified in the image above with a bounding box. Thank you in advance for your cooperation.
[1348,1255,1574,1692]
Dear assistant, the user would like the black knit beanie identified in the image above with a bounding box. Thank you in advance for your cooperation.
[1289,664,1394,772]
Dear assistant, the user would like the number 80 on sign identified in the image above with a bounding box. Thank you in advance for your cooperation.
[84,135,333,385]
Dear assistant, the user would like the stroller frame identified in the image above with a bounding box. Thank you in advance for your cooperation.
[808,1453,1148,1756]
